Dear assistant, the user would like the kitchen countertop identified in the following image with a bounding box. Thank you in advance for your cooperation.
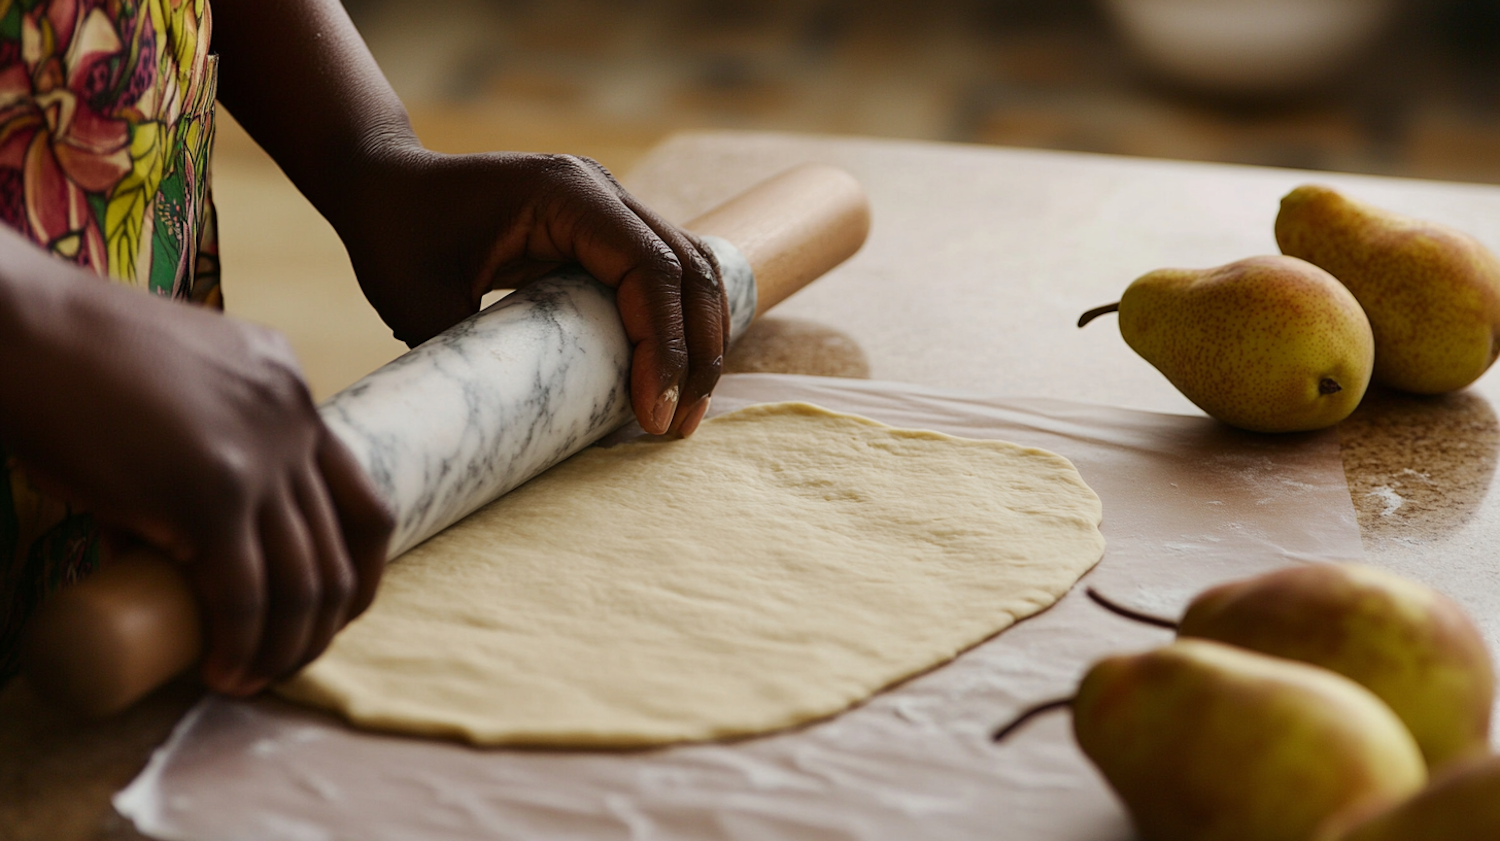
[6,129,1500,840]
[624,131,1500,635]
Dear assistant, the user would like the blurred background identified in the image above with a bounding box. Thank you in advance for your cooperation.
[216,0,1500,398]
[314,0,1500,180]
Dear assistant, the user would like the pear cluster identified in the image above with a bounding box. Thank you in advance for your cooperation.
[1081,187,1500,433]
[1055,563,1499,841]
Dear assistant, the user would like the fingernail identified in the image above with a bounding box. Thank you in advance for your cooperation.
[678,396,711,437]
[651,385,680,434]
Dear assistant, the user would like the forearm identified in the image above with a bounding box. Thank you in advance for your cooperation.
[0,227,394,697]
[210,0,418,227]
[205,0,725,436]
[0,229,177,466]
[0,230,86,424]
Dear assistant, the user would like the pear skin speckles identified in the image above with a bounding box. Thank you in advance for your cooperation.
[1117,255,1375,433]
[1073,640,1426,841]
[1178,562,1495,773]
[1277,184,1500,394]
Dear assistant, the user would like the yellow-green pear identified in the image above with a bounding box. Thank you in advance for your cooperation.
[1276,184,1500,394]
[1178,563,1494,772]
[1079,255,1373,433]
[1073,639,1426,841]
[1338,755,1500,841]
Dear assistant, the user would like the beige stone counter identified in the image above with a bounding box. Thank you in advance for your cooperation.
[6,129,1500,840]
[620,132,1500,641]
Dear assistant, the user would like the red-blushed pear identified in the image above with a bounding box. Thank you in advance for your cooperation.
[1073,639,1426,841]
[1078,255,1373,433]
[1178,563,1494,772]
[1277,184,1500,394]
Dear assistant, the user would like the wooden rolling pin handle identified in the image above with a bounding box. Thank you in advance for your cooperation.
[686,162,871,317]
[20,548,201,718]
[18,163,870,718]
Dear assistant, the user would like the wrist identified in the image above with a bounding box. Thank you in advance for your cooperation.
[315,115,430,239]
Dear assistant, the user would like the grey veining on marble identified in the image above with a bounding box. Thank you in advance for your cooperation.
[707,234,757,341]
[317,237,756,559]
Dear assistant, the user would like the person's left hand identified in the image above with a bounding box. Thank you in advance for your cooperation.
[331,148,728,438]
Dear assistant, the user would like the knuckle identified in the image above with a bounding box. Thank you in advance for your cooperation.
[193,444,256,511]
[270,572,320,618]
[691,236,723,279]
[676,244,715,284]
[535,153,601,184]
[572,154,606,172]
[685,258,725,296]
[241,327,316,412]
[649,247,685,283]
[321,563,356,613]
[560,153,611,179]
[255,368,315,415]
[622,239,684,287]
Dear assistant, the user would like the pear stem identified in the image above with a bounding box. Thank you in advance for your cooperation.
[1077,303,1120,328]
[1086,587,1180,630]
[992,697,1074,743]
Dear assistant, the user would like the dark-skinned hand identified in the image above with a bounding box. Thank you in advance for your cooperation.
[212,0,730,436]
[0,231,393,696]
[335,148,730,438]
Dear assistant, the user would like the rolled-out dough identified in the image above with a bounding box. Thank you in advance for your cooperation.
[278,403,1105,747]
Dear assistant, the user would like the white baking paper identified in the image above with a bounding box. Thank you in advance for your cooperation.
[115,373,1365,841]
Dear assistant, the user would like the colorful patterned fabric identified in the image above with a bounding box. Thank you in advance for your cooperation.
[0,0,218,687]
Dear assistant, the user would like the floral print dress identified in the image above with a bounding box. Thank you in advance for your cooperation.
[0,0,218,686]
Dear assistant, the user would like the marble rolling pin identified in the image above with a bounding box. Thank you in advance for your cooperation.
[21,163,872,717]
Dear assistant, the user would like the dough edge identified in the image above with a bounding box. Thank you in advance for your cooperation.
[277,401,1106,748]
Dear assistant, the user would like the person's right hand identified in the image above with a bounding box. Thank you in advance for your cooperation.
[0,231,393,696]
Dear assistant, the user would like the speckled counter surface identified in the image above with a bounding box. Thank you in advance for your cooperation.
[625,132,1500,650]
[7,131,1500,840]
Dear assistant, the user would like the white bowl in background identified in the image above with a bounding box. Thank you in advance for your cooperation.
[1100,0,1401,97]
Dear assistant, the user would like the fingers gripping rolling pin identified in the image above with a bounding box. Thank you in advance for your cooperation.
[21,163,872,717]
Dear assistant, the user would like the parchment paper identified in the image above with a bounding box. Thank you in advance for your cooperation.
[114,373,1365,841]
